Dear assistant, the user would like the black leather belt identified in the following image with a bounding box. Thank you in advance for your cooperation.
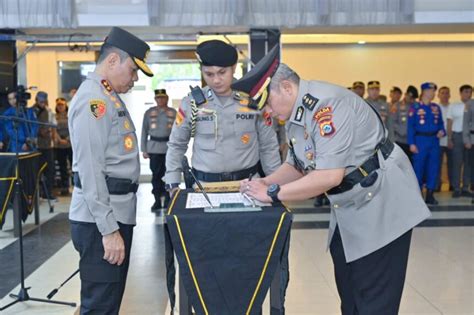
[73,172,138,195]
[192,162,260,182]
[327,139,394,195]
[150,136,170,142]
[415,131,438,137]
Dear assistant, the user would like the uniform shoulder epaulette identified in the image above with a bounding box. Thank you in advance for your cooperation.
[302,93,319,111]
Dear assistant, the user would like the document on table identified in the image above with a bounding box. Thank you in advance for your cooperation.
[185,193,271,209]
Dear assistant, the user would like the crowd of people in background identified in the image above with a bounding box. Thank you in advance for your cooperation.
[1,80,473,206]
[349,81,474,205]
[0,89,75,201]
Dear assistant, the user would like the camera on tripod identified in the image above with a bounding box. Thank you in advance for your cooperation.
[16,85,31,107]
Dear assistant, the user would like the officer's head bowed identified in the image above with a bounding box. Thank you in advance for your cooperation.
[96,27,153,94]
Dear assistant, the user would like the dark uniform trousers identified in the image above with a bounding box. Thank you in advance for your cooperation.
[150,153,167,199]
[71,221,134,315]
[330,226,412,315]
[56,147,73,189]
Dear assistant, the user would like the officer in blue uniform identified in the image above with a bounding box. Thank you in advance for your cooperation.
[408,82,446,204]
[3,91,38,152]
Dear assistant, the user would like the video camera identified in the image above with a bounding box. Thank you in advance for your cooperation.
[16,85,31,107]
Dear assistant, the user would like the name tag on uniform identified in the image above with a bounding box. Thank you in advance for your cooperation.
[196,116,214,122]
[236,114,255,120]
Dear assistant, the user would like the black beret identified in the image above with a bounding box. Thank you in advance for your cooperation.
[154,89,167,96]
[406,85,419,98]
[195,40,238,67]
[104,27,153,77]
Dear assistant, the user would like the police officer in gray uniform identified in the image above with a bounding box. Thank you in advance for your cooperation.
[390,85,419,159]
[68,27,153,314]
[165,40,280,192]
[234,47,431,315]
[366,81,392,137]
[141,89,176,210]
[463,91,474,193]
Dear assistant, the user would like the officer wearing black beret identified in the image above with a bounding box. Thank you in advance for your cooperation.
[69,26,152,314]
[165,40,280,192]
[233,47,430,315]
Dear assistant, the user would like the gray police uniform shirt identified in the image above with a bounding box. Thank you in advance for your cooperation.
[463,99,474,145]
[141,106,177,154]
[366,97,393,140]
[69,72,140,235]
[389,101,410,144]
[165,86,281,184]
[286,80,431,262]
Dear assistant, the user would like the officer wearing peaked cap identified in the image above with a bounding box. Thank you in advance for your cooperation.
[164,40,280,193]
[389,85,418,159]
[352,81,365,98]
[141,89,176,211]
[233,46,430,315]
[68,26,153,314]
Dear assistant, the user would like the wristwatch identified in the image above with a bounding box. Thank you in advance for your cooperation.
[267,184,281,203]
[165,183,179,191]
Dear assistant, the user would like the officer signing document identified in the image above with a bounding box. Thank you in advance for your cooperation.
[68,27,153,314]
[233,47,431,314]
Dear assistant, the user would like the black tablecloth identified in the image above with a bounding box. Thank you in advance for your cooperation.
[0,152,45,229]
[165,189,292,315]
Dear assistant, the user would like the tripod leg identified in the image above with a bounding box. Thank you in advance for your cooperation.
[28,297,76,307]
[13,181,21,238]
[0,298,20,311]
[34,187,40,225]
[40,175,54,213]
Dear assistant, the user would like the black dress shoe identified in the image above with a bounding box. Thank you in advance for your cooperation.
[151,200,162,211]
[425,190,439,205]
[452,191,462,198]
[461,190,474,198]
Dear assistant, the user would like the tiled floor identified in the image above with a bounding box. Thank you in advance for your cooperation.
[0,184,473,314]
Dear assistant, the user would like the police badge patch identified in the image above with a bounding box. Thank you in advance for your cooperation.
[319,120,336,137]
[124,135,134,151]
[241,134,250,144]
[90,99,107,119]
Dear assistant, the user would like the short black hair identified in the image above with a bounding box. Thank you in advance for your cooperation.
[460,84,473,93]
[438,86,450,92]
[97,43,130,64]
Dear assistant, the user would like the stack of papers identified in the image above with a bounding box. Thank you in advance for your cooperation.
[185,193,271,209]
